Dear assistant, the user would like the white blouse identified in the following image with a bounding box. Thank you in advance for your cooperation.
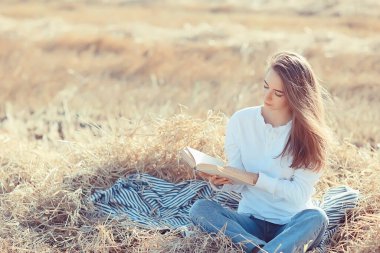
[221,105,322,224]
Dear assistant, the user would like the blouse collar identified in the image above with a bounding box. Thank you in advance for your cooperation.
[258,105,292,131]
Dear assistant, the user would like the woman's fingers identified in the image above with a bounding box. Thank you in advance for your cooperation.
[197,171,212,180]
[197,172,232,185]
[218,178,232,185]
[223,178,233,184]
[210,175,232,185]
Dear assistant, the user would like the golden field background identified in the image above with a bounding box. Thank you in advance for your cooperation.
[0,0,379,252]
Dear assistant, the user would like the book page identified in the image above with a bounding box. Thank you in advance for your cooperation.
[179,149,196,168]
[180,148,253,186]
[197,164,253,185]
[186,147,225,167]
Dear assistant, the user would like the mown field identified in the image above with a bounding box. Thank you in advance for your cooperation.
[0,0,379,252]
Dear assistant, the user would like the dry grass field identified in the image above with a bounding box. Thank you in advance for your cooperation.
[0,0,379,252]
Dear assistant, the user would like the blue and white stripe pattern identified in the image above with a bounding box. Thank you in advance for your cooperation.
[89,173,241,229]
[313,185,360,253]
[89,173,359,253]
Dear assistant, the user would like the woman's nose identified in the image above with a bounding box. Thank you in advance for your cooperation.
[264,89,273,100]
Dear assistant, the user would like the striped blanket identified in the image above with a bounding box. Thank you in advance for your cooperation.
[89,173,360,253]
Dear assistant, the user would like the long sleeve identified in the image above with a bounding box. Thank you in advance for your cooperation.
[215,106,322,224]
[255,168,322,205]
[221,114,245,193]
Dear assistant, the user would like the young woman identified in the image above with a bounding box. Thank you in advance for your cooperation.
[189,51,331,253]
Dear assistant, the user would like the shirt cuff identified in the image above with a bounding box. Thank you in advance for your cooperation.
[221,183,245,193]
[221,184,233,192]
[255,172,279,195]
[209,181,223,192]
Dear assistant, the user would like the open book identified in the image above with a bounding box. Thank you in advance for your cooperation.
[180,146,254,186]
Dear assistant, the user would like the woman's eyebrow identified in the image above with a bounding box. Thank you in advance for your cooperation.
[264,80,284,93]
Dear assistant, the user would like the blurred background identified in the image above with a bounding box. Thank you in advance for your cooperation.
[0,1,379,252]
[0,0,379,148]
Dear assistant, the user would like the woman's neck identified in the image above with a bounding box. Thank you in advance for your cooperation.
[261,106,292,127]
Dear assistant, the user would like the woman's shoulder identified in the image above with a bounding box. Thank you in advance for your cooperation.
[230,105,261,121]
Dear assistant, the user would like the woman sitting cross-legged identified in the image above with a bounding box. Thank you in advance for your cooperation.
[189,51,331,253]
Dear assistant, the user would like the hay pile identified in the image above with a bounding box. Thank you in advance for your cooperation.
[0,109,379,253]
[0,1,380,252]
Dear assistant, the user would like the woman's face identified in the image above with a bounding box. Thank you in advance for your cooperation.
[263,68,290,112]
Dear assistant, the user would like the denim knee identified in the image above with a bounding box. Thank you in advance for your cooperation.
[309,208,329,228]
[297,208,329,232]
[189,199,212,219]
[189,199,216,221]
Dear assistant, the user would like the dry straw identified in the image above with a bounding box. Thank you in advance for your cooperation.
[0,107,379,253]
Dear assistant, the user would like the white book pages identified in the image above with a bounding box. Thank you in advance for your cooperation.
[185,147,225,167]
[180,147,253,186]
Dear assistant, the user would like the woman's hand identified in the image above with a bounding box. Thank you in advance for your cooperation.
[197,171,232,186]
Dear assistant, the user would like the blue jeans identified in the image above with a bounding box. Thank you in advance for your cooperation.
[189,199,328,253]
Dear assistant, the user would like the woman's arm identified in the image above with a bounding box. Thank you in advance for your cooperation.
[224,114,244,170]
[254,168,322,205]
[220,114,246,193]
[224,111,320,204]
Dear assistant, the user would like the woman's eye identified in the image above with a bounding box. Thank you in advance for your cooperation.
[275,92,283,97]
[263,84,269,89]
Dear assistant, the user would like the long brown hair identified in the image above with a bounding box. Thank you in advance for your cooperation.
[267,51,331,172]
